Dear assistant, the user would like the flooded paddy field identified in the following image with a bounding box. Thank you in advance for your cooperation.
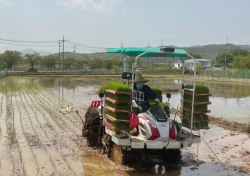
[0,76,249,176]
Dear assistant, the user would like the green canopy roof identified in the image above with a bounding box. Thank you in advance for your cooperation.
[106,47,187,58]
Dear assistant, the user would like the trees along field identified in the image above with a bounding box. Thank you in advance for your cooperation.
[24,52,41,69]
[232,55,250,69]
[40,55,59,69]
[0,50,22,69]
[0,50,123,71]
[216,48,250,69]
[1,48,250,72]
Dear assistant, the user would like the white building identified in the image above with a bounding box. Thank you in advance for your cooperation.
[171,61,183,69]
[171,59,211,70]
[184,59,211,70]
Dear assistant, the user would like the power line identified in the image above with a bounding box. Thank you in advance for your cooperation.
[1,41,58,47]
[0,37,106,53]
[64,44,105,52]
[68,41,106,49]
[0,38,58,43]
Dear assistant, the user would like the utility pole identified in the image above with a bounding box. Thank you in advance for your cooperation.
[121,42,125,72]
[58,41,62,69]
[59,35,68,70]
[62,35,65,62]
[225,36,228,78]
[74,45,76,59]
[147,42,150,68]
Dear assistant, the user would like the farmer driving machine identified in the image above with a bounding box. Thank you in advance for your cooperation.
[80,47,211,174]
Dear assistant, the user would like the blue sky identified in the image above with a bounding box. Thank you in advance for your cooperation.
[0,0,250,54]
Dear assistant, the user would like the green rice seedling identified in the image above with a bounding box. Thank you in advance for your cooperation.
[105,110,130,120]
[183,84,210,111]
[105,101,131,111]
[100,82,132,104]
[105,92,131,104]
[159,102,170,116]
[106,119,130,130]
[0,77,40,93]
[184,84,210,102]
[182,112,209,130]
[23,164,27,176]
[14,87,85,175]
[100,82,131,93]
[151,86,162,97]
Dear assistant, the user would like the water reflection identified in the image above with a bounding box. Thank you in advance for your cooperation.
[34,76,250,123]
[151,79,250,123]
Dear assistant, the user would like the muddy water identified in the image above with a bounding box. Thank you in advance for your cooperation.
[37,76,250,124]
[151,78,250,124]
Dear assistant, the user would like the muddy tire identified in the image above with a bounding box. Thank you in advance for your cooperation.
[162,149,181,163]
[86,132,99,147]
[111,144,125,165]
[85,115,103,147]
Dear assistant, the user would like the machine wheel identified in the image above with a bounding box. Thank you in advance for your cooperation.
[86,131,98,147]
[86,116,102,147]
[162,149,181,163]
[111,143,125,165]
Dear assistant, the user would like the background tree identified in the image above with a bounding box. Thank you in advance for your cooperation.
[62,57,75,69]
[24,52,40,68]
[0,50,22,69]
[105,59,122,70]
[126,57,142,70]
[40,55,57,69]
[216,48,249,67]
[232,55,250,69]
[89,57,104,69]
[112,65,119,74]
[0,53,4,68]
[73,59,89,69]
[215,53,233,67]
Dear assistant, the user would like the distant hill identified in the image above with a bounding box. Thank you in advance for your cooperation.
[23,44,250,61]
[21,48,52,56]
[185,43,250,60]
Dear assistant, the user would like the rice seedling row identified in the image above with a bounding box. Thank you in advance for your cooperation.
[30,89,81,138]
[11,94,41,175]
[15,91,59,176]
[17,90,79,176]
[20,89,84,175]
[38,89,81,130]
[26,90,85,153]
[44,89,82,126]
[0,94,3,138]
[0,77,86,176]
[27,90,75,139]
[5,93,23,175]
[0,94,14,175]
